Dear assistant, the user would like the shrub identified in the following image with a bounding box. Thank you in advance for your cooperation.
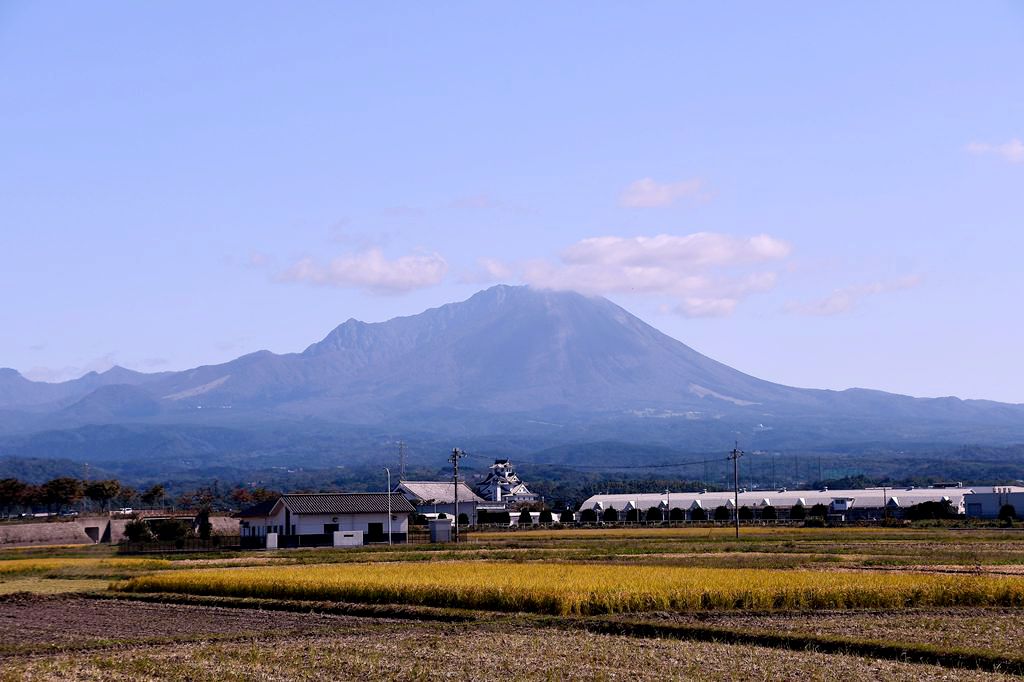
[790,503,806,520]
[151,519,190,542]
[646,507,663,522]
[670,507,685,521]
[518,509,533,525]
[761,505,777,520]
[713,506,730,521]
[1000,504,1017,525]
[738,506,753,521]
[809,503,828,518]
[493,511,511,525]
[580,509,597,523]
[477,510,490,524]
[539,509,553,524]
[602,506,619,523]
[559,510,574,523]
[625,508,641,523]
[458,513,469,526]
[123,519,153,543]
[690,507,707,521]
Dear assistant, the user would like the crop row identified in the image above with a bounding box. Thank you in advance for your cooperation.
[113,562,1024,615]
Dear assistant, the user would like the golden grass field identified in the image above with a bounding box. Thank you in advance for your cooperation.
[113,560,1024,615]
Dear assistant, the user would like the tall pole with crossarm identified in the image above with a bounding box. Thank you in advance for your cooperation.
[383,467,392,546]
[449,448,466,543]
[730,442,743,538]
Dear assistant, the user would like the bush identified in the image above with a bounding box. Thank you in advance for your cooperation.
[559,510,575,523]
[713,506,730,521]
[477,509,490,524]
[539,509,553,524]
[761,505,777,520]
[738,506,753,521]
[458,513,469,526]
[1000,504,1017,525]
[625,508,641,523]
[123,519,153,543]
[151,519,190,542]
[602,506,619,523]
[646,507,663,522]
[670,507,685,521]
[436,513,447,519]
[518,509,533,525]
[580,509,597,523]
[803,518,826,528]
[790,503,806,520]
[690,507,707,521]
[809,503,828,518]
[905,500,957,522]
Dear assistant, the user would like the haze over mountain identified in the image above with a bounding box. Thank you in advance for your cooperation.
[1,285,1022,477]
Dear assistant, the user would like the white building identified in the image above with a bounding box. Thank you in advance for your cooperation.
[238,492,414,544]
[396,481,488,524]
[579,485,972,521]
[474,459,539,505]
[964,486,1024,519]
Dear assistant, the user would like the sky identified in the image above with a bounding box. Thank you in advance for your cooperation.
[1,2,1022,402]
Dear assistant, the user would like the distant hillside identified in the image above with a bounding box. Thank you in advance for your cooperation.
[1,285,1022,476]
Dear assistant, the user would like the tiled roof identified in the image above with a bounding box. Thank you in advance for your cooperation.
[397,481,486,504]
[280,493,415,515]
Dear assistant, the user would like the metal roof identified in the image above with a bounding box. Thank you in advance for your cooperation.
[579,486,972,512]
[278,493,414,515]
[397,481,486,504]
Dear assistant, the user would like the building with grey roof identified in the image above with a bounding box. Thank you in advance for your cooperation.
[396,480,488,524]
[579,485,972,522]
[239,492,414,544]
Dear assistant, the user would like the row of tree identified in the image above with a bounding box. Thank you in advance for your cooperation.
[579,502,830,523]
[0,476,280,518]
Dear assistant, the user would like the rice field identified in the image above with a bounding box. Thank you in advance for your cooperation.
[113,561,1024,615]
[0,557,170,575]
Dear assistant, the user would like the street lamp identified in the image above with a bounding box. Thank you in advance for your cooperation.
[665,489,671,525]
[384,467,393,546]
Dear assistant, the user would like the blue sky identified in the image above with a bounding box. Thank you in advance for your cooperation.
[1,2,1022,402]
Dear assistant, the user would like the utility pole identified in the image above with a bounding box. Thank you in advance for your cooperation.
[449,448,466,543]
[398,441,407,480]
[384,467,392,546]
[730,442,743,539]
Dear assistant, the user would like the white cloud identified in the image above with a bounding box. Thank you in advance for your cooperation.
[23,352,119,383]
[786,275,921,316]
[620,177,704,207]
[278,248,448,295]
[520,232,791,317]
[965,138,1024,163]
[459,257,515,284]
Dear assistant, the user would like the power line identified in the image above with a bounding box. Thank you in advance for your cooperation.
[457,449,729,472]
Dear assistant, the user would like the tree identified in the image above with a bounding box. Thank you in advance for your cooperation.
[602,506,618,523]
[539,509,553,524]
[140,484,166,508]
[790,503,806,520]
[559,509,574,523]
[646,507,663,522]
[84,479,121,512]
[123,519,153,543]
[195,509,212,540]
[761,505,777,521]
[625,508,641,523]
[151,519,190,542]
[809,503,829,518]
[0,478,27,518]
[41,477,84,513]
[906,500,957,521]
[493,511,511,525]
[580,509,598,523]
[738,506,753,521]
[690,506,707,521]
[436,513,447,519]
[670,507,686,521]
[999,504,1017,525]
[458,512,469,526]
[518,509,533,526]
[477,509,491,524]
[713,505,730,521]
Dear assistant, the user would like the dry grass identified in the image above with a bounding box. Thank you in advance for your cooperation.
[0,578,110,595]
[0,620,1011,682]
[114,561,1024,615]
[0,557,170,576]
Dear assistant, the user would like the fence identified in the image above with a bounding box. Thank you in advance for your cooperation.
[118,535,259,554]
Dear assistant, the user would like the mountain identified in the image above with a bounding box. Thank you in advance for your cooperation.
[1,285,1023,474]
